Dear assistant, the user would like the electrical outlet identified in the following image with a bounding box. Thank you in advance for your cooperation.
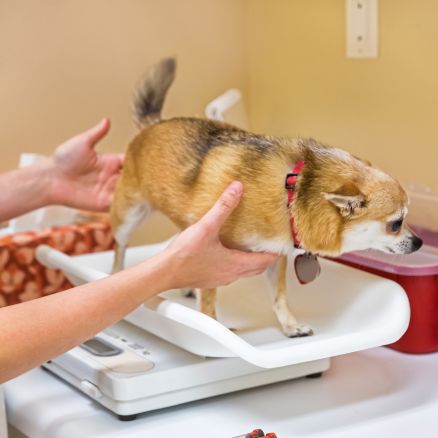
[346,0,379,58]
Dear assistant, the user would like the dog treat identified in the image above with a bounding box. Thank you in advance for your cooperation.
[231,428,276,438]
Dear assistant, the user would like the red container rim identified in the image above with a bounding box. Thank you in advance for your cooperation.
[336,245,438,276]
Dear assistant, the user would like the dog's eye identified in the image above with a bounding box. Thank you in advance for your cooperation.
[388,219,403,233]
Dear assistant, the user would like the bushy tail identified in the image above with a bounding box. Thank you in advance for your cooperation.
[133,57,176,128]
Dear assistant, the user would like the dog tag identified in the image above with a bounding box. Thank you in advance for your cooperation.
[294,252,321,284]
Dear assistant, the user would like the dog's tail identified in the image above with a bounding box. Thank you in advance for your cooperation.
[133,57,176,129]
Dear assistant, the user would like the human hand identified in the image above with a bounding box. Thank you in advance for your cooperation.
[49,118,123,211]
[161,182,279,290]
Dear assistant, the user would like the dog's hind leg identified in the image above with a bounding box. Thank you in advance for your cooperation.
[271,256,314,338]
[197,288,217,320]
[110,192,151,273]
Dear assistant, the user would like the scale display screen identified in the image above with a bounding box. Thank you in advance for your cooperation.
[80,337,122,357]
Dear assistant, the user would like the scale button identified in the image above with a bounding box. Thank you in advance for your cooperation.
[128,343,144,350]
[80,380,103,399]
[111,360,154,374]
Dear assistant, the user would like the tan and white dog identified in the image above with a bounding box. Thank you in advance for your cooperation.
[110,58,422,337]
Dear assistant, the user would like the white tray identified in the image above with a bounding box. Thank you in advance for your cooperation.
[36,241,410,368]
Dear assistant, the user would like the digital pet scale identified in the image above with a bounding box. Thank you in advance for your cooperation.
[37,241,410,420]
[43,320,328,421]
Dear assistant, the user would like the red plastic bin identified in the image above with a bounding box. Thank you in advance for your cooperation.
[333,245,438,354]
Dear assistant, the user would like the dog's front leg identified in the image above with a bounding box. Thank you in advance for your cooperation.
[197,288,217,320]
[272,256,313,338]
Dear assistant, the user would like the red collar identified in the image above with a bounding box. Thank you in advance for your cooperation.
[285,160,305,248]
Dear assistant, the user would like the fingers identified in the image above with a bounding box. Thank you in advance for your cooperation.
[98,173,121,210]
[115,153,125,166]
[82,117,111,149]
[231,250,279,277]
[199,181,243,233]
[99,152,125,170]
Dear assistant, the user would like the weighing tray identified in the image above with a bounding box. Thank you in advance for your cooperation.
[36,241,410,368]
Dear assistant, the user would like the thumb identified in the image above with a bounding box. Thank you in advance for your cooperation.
[82,117,111,149]
[200,181,243,232]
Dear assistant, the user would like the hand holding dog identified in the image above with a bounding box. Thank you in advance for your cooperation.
[49,118,124,211]
[163,182,279,290]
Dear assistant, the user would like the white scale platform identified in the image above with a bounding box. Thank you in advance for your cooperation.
[36,241,410,419]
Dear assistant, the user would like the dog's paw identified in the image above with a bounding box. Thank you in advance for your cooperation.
[181,288,196,298]
[283,323,314,338]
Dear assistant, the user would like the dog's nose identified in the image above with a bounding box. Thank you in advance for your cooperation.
[410,235,423,252]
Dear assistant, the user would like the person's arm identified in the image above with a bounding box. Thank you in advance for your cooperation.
[0,160,54,222]
[0,182,278,383]
[0,118,122,222]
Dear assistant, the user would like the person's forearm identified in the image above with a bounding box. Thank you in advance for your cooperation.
[0,181,278,382]
[0,161,55,222]
[0,251,171,382]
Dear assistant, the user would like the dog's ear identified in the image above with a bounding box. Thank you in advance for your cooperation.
[323,184,367,218]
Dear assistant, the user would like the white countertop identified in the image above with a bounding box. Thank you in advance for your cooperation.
[5,347,438,438]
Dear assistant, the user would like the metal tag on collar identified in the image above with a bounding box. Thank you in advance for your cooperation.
[294,252,321,284]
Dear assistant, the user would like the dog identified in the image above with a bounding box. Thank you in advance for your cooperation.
[110,58,422,337]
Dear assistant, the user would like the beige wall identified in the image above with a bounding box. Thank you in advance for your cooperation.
[1,1,437,240]
[246,0,438,192]
[0,0,247,242]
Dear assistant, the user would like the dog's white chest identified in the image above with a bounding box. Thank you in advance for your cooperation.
[241,235,293,255]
